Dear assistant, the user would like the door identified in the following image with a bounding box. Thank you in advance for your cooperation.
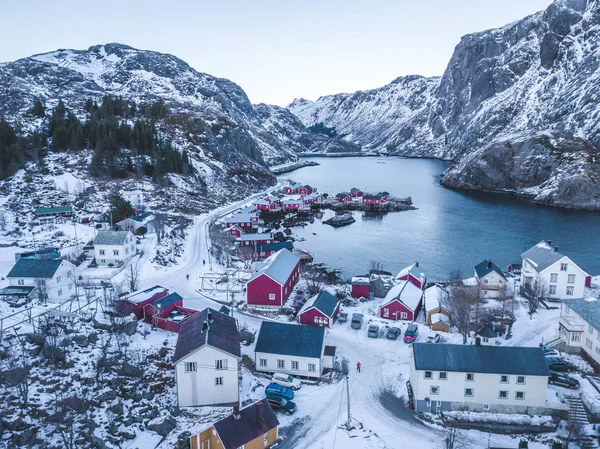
[430,400,438,414]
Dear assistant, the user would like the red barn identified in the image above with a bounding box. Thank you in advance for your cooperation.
[379,280,423,321]
[362,194,384,206]
[299,291,341,328]
[119,285,169,319]
[298,185,313,195]
[151,305,199,333]
[395,262,427,290]
[247,249,300,308]
[351,276,371,299]
[228,225,244,238]
[335,192,352,202]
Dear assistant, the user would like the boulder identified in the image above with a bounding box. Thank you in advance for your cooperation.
[72,335,89,347]
[108,401,124,416]
[23,333,45,346]
[41,343,66,363]
[147,415,177,437]
[87,332,99,344]
[118,362,142,378]
[96,390,117,403]
[122,320,137,336]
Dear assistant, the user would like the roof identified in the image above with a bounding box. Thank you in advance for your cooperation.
[336,192,351,197]
[474,260,506,280]
[0,286,35,296]
[253,241,294,254]
[7,259,64,279]
[363,194,383,200]
[424,284,448,312]
[413,343,550,376]
[94,230,131,246]
[254,199,270,206]
[123,285,168,304]
[299,291,340,318]
[381,280,423,311]
[283,199,303,205]
[173,308,240,362]
[213,400,279,449]
[225,213,257,223]
[563,298,600,330]
[150,292,182,309]
[477,325,497,338]
[350,187,361,192]
[324,345,337,357]
[351,276,370,285]
[395,263,426,284]
[508,263,522,269]
[521,241,584,274]
[249,249,299,285]
[239,233,273,242]
[35,205,72,215]
[430,313,450,325]
[219,305,231,315]
[132,212,153,222]
[287,182,302,189]
[255,321,325,358]
[379,191,390,196]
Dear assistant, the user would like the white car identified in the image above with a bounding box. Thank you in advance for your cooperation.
[271,373,302,391]
[426,333,441,344]
[543,348,561,358]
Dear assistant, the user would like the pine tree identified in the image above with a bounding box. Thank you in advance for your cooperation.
[109,193,134,224]
[30,97,46,117]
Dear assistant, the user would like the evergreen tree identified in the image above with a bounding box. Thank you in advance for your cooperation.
[109,193,134,224]
[30,97,46,117]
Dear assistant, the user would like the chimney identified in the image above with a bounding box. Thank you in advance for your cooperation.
[554,246,559,252]
[547,240,552,246]
[487,260,492,269]
[201,321,209,333]
[233,401,241,420]
[256,400,263,426]
[415,261,419,267]
[208,312,213,323]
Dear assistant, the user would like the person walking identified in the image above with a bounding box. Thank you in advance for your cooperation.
[356,361,361,373]
[186,274,189,281]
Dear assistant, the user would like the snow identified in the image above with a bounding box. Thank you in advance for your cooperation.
[53,172,90,194]
[123,431,163,449]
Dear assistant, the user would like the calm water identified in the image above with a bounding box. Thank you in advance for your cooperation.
[278,157,600,281]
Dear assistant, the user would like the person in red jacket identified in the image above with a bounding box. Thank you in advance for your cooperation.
[356,361,361,373]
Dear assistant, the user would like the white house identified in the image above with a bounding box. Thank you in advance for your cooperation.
[559,298,600,365]
[521,241,589,300]
[4,259,76,301]
[122,190,144,210]
[255,321,333,379]
[173,308,241,407]
[410,343,550,414]
[93,230,136,266]
[474,260,507,299]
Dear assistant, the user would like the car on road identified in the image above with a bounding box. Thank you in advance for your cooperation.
[546,357,577,372]
[386,327,401,340]
[548,371,580,389]
[271,373,302,391]
[368,324,379,338]
[267,397,297,415]
[426,333,441,344]
[351,313,364,329]
[265,383,295,401]
[404,324,419,343]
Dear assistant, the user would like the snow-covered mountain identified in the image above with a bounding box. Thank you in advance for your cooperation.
[289,0,600,209]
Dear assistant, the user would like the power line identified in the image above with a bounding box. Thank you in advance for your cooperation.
[332,381,345,449]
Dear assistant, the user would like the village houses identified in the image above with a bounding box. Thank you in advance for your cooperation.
[558,297,600,366]
[246,249,300,308]
[298,290,341,328]
[93,230,136,266]
[474,259,507,299]
[2,258,76,302]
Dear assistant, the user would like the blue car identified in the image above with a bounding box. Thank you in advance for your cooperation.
[265,383,294,401]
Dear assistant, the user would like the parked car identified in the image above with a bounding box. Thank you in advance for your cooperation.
[386,327,401,340]
[368,324,379,338]
[546,357,576,372]
[404,324,419,343]
[265,383,294,401]
[338,312,348,323]
[267,397,297,415]
[271,373,302,391]
[426,333,441,344]
[351,313,364,329]
[548,371,580,389]
[543,348,561,358]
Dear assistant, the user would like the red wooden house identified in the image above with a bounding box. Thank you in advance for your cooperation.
[238,241,294,261]
[395,262,427,290]
[350,188,363,197]
[299,291,341,328]
[335,192,352,202]
[284,183,302,195]
[379,191,390,200]
[225,213,259,230]
[142,292,183,321]
[351,276,371,299]
[151,304,199,333]
[246,249,301,308]
[362,194,385,206]
[239,233,274,247]
[379,280,423,321]
[283,199,302,211]
[119,285,169,319]
[298,185,313,195]
[228,225,244,238]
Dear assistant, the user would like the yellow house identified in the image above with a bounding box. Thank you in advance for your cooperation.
[190,400,279,449]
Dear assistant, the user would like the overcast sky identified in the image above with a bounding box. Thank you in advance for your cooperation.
[0,0,553,106]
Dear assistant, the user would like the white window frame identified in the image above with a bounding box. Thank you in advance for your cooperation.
[550,273,558,282]
[291,361,299,370]
[424,371,432,379]
[113,249,119,256]
[259,358,267,367]
[17,279,24,285]
[500,375,509,384]
[561,263,568,271]
[516,376,526,385]
[215,377,223,386]
[185,362,197,373]
[549,285,557,295]
[269,293,276,300]
[567,286,574,296]
[430,386,439,395]
[215,359,227,370]
[466,373,474,382]
[439,372,447,380]
[464,388,474,397]
[515,391,525,400]
[99,249,105,255]
[499,390,508,399]
[308,363,316,372]
[401,312,408,319]
[277,359,285,369]
[568,274,576,284]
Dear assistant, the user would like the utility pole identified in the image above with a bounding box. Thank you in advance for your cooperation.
[346,376,351,430]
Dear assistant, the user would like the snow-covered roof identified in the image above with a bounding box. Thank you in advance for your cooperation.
[239,233,273,242]
[521,240,584,274]
[123,285,169,304]
[298,290,340,318]
[248,249,300,285]
[381,280,423,311]
[395,263,426,283]
[283,199,303,206]
[94,230,132,246]
[430,313,450,325]
[351,276,370,285]
[253,199,270,206]
[303,193,319,201]
[424,284,448,312]
[225,213,257,223]
[239,205,256,214]
[287,182,302,189]
[563,298,600,329]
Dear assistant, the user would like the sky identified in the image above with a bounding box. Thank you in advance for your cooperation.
[0,0,553,106]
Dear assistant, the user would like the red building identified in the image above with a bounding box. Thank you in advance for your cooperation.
[151,305,199,333]
[335,192,352,202]
[225,213,259,230]
[362,194,385,206]
[351,276,370,299]
[239,233,275,247]
[395,262,427,290]
[283,200,302,211]
[142,292,184,321]
[119,285,169,319]
[299,291,341,328]
[350,188,363,197]
[284,183,302,195]
[298,185,313,195]
[239,241,293,261]
[379,280,423,321]
[379,191,390,200]
[246,249,301,308]
[228,225,244,238]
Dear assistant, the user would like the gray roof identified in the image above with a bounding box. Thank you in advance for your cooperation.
[7,259,63,279]
[474,260,506,280]
[255,321,325,358]
[94,230,131,246]
[213,400,279,449]
[563,298,600,330]
[413,343,550,376]
[521,241,580,273]
[249,249,299,285]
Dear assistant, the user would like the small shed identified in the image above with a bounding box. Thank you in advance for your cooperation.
[119,285,169,319]
[351,276,370,299]
[476,325,497,346]
[430,313,451,333]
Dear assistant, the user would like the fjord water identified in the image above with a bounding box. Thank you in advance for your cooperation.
[278,157,600,281]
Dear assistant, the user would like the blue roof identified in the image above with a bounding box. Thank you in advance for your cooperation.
[132,212,153,222]
[474,260,506,280]
[255,322,325,358]
[151,292,182,309]
[7,259,63,279]
[255,241,294,253]
[300,291,340,318]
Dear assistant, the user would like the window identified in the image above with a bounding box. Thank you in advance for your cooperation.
[215,377,223,386]
[568,274,576,284]
[549,285,557,295]
[269,294,276,300]
[99,249,105,255]
[484,279,489,284]
[516,376,526,385]
[17,279,24,285]
[113,249,119,256]
[483,290,488,296]
[586,338,593,349]
[264,433,268,446]
[101,259,106,264]
[500,375,509,384]
[572,333,581,342]
[430,386,439,395]
[466,373,474,381]
[58,289,62,296]
[482,337,489,343]
[464,388,474,397]
[567,286,574,296]
[401,312,408,319]
[439,372,447,380]
[291,361,299,370]
[383,309,389,318]
[499,390,508,399]
[561,263,568,271]
[277,360,285,369]
[550,273,558,282]
[308,364,316,372]
[185,362,196,373]
[483,404,490,410]
[596,346,600,355]
[424,371,433,379]
[216,359,228,370]
[515,391,525,400]
[68,284,72,291]
[590,325,595,336]
[56,276,61,283]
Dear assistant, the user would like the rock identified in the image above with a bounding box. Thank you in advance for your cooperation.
[147,415,177,437]
[96,390,117,403]
[23,333,45,346]
[72,335,89,347]
[324,213,355,228]
[12,428,36,447]
[0,367,29,387]
[158,347,168,358]
[87,332,99,344]
[119,362,142,378]
[132,392,143,403]
[143,392,155,401]
[4,418,30,431]
[41,343,66,363]
[88,436,105,449]
[108,401,124,415]
[239,329,255,345]
[59,337,73,347]
[122,320,137,336]
[92,319,113,331]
